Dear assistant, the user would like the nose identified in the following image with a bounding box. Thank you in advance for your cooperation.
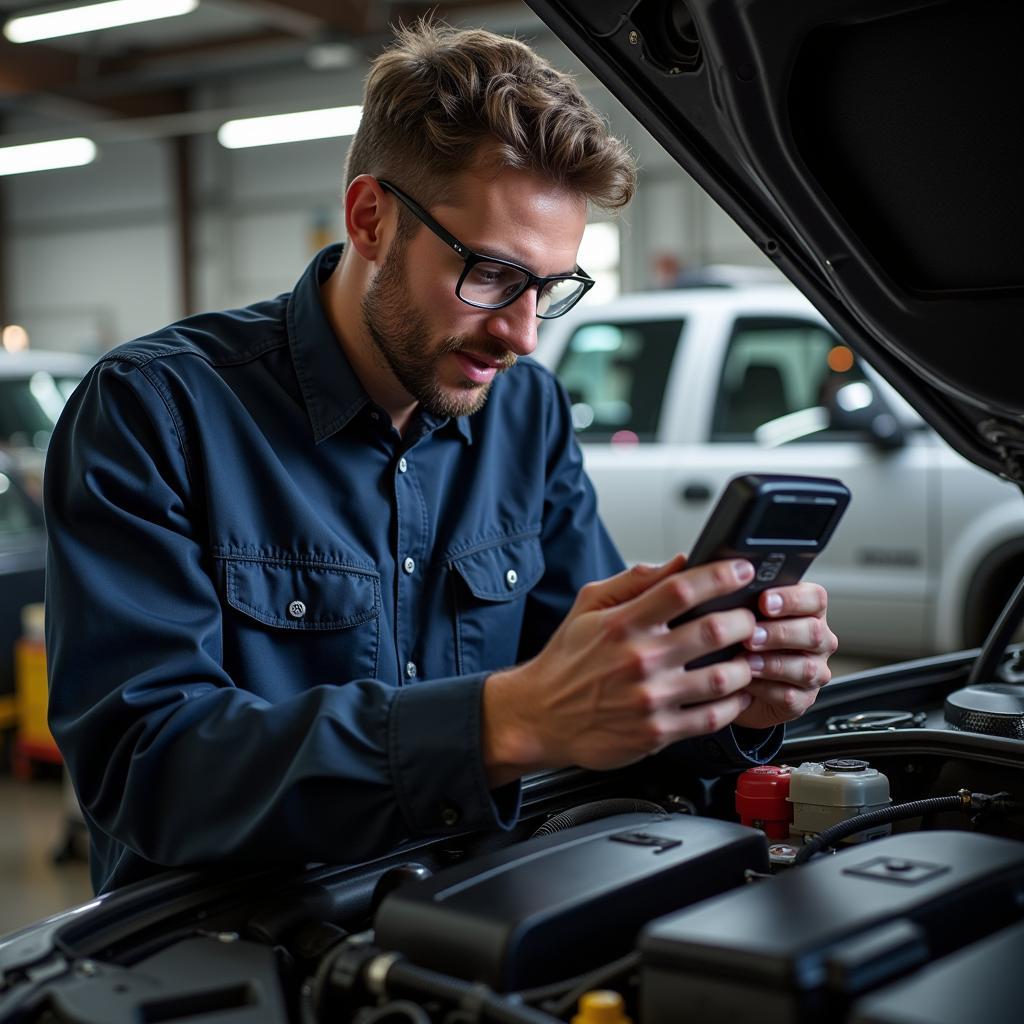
[484,288,540,357]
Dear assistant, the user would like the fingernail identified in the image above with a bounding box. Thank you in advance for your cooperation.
[765,593,783,614]
[734,560,754,582]
[751,627,768,647]
[739,692,753,709]
[747,654,764,673]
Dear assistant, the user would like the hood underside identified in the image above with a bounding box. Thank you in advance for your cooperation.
[527,0,1024,482]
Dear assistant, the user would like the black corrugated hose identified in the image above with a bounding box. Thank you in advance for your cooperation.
[792,790,1023,864]
[530,798,667,838]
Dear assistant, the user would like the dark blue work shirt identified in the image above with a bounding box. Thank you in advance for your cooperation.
[45,245,782,893]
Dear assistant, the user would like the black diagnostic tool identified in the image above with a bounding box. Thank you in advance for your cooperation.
[670,473,850,667]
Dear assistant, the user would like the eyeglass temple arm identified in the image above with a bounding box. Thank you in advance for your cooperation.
[377,179,468,258]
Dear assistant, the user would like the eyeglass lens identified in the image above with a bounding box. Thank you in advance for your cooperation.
[458,260,585,317]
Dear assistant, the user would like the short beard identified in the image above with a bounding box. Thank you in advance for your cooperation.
[360,245,514,421]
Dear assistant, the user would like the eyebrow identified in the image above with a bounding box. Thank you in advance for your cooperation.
[465,242,580,280]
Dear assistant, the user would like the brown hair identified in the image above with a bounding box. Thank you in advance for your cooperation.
[344,19,637,232]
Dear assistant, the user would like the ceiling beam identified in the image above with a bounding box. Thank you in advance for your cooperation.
[227,0,374,34]
[0,36,193,121]
[96,28,293,77]
[0,37,82,98]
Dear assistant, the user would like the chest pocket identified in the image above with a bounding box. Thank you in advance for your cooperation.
[223,557,381,687]
[449,533,545,675]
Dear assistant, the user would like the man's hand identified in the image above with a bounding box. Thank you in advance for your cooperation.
[482,555,760,787]
[733,582,837,731]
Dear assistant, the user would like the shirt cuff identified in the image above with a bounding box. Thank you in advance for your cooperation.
[388,672,522,838]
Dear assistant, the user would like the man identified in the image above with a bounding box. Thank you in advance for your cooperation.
[45,22,836,894]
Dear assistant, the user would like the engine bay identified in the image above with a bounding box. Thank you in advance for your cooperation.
[1,651,1022,1024]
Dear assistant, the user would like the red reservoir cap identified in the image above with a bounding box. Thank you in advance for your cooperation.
[735,765,793,839]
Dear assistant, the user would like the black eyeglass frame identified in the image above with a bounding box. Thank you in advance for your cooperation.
[377,179,595,319]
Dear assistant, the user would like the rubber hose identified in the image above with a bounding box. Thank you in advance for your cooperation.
[531,798,667,838]
[793,794,965,864]
[385,959,562,1024]
[355,1000,432,1024]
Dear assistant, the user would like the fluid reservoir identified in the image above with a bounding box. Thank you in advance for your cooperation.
[788,759,891,844]
[735,765,793,839]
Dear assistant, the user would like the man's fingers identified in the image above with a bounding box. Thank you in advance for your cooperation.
[746,615,837,656]
[760,581,828,619]
[747,651,831,690]
[621,558,754,631]
[575,554,687,613]
[641,657,753,710]
[743,678,820,718]
[649,690,754,748]
[665,606,756,665]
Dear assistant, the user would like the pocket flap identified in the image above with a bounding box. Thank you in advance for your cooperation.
[450,534,545,602]
[225,558,379,630]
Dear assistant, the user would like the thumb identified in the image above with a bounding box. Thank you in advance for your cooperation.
[577,553,687,613]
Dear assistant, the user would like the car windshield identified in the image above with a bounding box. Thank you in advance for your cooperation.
[0,372,83,449]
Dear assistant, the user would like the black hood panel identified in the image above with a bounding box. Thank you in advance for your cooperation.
[527,0,1024,479]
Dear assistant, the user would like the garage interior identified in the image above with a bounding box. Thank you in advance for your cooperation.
[0,0,780,937]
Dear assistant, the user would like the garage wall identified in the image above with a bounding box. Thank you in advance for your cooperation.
[1,18,771,356]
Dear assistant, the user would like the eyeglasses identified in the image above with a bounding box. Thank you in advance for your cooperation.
[378,179,595,319]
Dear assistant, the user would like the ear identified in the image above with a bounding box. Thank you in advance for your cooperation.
[344,175,391,262]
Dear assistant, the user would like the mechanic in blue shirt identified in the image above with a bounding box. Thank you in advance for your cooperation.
[45,22,837,894]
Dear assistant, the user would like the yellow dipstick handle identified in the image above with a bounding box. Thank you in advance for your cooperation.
[571,990,633,1024]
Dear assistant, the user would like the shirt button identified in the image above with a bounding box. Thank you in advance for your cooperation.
[405,661,418,679]
[370,411,380,421]
[398,457,408,473]
[441,803,461,827]
[403,557,416,575]
[505,568,518,588]
[288,600,307,619]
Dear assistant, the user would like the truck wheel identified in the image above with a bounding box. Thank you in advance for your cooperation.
[963,543,1024,648]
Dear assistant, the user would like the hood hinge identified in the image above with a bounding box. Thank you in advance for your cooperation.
[979,418,1024,485]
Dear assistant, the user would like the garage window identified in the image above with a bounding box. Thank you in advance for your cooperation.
[0,373,84,449]
[0,473,38,535]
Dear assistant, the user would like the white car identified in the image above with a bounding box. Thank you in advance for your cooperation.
[0,350,93,498]
[535,284,1023,659]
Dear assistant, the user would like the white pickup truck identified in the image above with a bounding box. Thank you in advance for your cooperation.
[534,284,1024,659]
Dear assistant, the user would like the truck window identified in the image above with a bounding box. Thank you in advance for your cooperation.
[555,319,683,442]
[0,472,38,537]
[711,317,868,441]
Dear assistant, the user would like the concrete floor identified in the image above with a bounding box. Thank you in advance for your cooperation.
[0,775,92,936]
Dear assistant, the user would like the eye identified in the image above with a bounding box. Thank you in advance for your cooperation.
[469,263,519,286]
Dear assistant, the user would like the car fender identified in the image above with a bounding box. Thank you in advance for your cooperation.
[934,496,1024,650]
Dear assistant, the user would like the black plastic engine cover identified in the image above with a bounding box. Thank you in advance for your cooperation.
[374,812,768,990]
[640,831,1024,1024]
[42,936,287,1024]
[850,915,1023,1024]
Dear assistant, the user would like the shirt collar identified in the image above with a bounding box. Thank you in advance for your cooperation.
[286,243,473,445]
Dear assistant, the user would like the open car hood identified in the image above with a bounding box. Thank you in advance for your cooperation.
[527,0,1024,482]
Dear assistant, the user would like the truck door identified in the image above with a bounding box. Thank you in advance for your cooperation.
[666,316,934,657]
[552,317,686,566]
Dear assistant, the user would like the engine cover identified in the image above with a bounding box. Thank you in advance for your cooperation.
[640,831,1024,1024]
[374,812,768,990]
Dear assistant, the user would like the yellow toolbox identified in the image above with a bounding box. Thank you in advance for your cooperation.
[13,603,61,778]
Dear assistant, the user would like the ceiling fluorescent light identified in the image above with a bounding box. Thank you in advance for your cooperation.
[4,0,198,44]
[218,106,363,150]
[0,138,97,176]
